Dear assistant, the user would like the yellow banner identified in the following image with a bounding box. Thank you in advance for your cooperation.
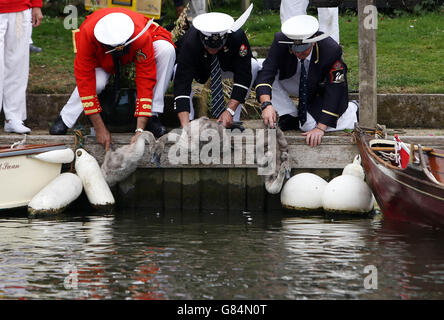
[84,0,161,19]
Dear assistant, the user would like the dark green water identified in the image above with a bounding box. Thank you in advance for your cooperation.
[0,208,443,299]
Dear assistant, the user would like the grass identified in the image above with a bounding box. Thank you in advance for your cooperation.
[29,8,444,94]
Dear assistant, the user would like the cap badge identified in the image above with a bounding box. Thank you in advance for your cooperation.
[115,44,125,52]
[239,44,247,57]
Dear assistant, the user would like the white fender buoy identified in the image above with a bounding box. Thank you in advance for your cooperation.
[281,173,328,211]
[322,175,374,214]
[75,148,115,209]
[342,155,365,180]
[30,148,75,164]
[28,172,83,216]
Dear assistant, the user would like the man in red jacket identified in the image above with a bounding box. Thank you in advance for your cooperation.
[49,8,176,150]
[0,0,43,134]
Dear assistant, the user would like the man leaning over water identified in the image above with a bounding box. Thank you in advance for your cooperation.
[173,5,260,129]
[255,15,358,147]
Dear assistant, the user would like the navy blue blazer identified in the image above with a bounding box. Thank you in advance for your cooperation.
[174,26,253,114]
[255,32,349,128]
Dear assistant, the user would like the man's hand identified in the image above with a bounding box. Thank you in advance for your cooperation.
[131,131,141,145]
[131,117,148,144]
[301,125,327,147]
[96,127,112,151]
[218,109,234,128]
[31,7,43,27]
[178,111,190,128]
[262,105,277,129]
[88,113,112,150]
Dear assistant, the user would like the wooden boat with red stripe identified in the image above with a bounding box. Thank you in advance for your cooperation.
[0,143,67,210]
[354,125,444,229]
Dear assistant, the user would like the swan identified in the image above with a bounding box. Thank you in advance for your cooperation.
[101,131,172,187]
[342,154,365,180]
[258,127,291,194]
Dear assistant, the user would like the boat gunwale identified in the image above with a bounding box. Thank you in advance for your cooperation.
[0,143,67,159]
[354,127,444,192]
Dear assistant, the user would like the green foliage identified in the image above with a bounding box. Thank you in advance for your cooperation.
[29,10,444,94]
[413,0,442,13]
[42,0,87,17]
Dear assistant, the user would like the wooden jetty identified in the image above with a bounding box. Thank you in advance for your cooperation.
[1,122,444,212]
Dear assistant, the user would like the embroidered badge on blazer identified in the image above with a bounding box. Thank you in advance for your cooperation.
[329,60,345,84]
[239,44,248,57]
[135,49,147,62]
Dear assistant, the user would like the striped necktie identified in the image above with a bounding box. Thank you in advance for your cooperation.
[210,55,225,119]
[298,59,308,126]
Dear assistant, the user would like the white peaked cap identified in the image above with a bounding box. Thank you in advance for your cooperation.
[281,15,319,41]
[193,4,253,36]
[193,12,234,36]
[94,12,135,47]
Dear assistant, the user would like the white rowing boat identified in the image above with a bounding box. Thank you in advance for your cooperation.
[0,143,67,210]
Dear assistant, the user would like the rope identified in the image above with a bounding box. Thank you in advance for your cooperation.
[9,134,27,149]
[69,129,84,173]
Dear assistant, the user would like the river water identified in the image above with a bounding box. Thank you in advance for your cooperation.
[0,208,443,300]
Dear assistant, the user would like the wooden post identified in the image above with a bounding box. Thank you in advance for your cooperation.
[241,0,250,11]
[358,0,378,127]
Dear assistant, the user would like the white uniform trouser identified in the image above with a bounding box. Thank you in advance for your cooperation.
[259,59,357,132]
[187,0,207,20]
[0,9,32,122]
[61,39,176,128]
[280,0,340,44]
[181,57,261,122]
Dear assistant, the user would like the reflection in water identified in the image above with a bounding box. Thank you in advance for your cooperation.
[281,216,372,299]
[0,210,443,299]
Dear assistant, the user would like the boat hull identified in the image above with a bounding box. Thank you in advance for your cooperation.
[356,128,444,228]
[0,145,64,210]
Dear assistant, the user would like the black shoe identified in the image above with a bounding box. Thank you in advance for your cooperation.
[49,116,68,135]
[30,44,42,53]
[278,114,300,131]
[146,116,167,139]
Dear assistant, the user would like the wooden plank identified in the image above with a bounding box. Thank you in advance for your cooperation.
[246,168,265,211]
[200,168,229,211]
[163,169,182,209]
[265,193,282,212]
[241,0,250,11]
[114,172,138,210]
[228,168,247,211]
[288,143,359,169]
[358,0,378,128]
[135,168,164,209]
[181,169,200,210]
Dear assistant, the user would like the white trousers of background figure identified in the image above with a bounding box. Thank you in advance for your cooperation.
[0,9,32,122]
[280,0,340,44]
[267,68,357,132]
[184,58,261,122]
[187,0,207,20]
[60,39,176,128]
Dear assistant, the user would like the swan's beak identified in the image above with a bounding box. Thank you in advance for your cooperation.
[151,152,161,167]
[285,169,291,179]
